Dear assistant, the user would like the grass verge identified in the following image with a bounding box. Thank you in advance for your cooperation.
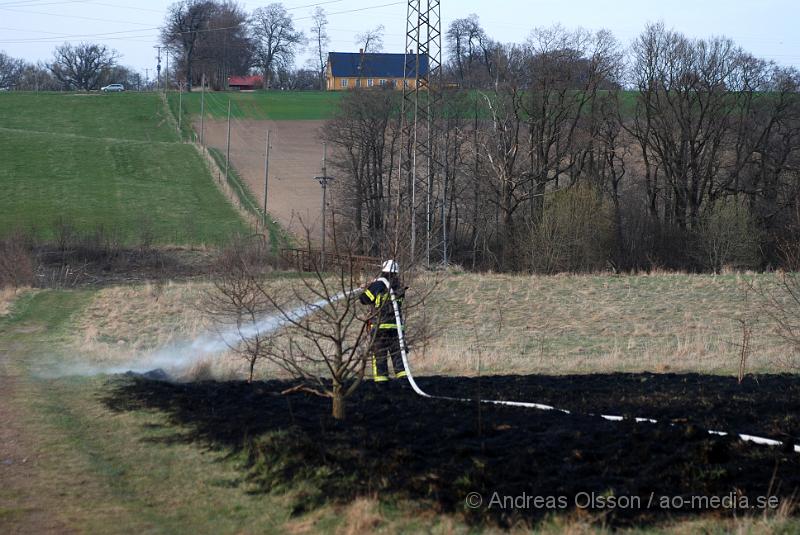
[207,147,291,251]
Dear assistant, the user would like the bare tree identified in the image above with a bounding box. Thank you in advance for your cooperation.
[193,1,252,90]
[0,51,24,89]
[250,3,304,89]
[162,0,214,91]
[15,61,58,91]
[310,7,329,90]
[260,225,435,420]
[629,23,742,231]
[50,42,119,90]
[753,240,800,369]
[355,25,385,54]
[445,14,490,86]
[205,238,277,382]
[262,250,370,420]
[322,90,402,256]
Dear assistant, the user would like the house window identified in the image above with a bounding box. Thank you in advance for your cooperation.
[367,79,374,87]
[341,78,349,88]
[356,79,362,88]
[379,79,387,86]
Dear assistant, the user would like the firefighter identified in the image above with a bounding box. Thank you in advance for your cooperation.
[359,259,407,382]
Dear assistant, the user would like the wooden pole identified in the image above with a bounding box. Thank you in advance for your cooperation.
[321,142,328,272]
[263,129,271,229]
[225,99,231,184]
[200,74,205,148]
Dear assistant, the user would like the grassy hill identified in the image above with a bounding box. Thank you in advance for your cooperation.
[169,90,344,122]
[0,92,247,245]
[167,88,639,124]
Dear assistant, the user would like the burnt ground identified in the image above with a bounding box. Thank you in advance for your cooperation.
[34,247,216,286]
[103,373,800,528]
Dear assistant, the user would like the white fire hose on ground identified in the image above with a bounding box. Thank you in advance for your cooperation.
[378,279,800,455]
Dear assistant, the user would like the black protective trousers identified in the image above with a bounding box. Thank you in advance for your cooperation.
[371,328,405,379]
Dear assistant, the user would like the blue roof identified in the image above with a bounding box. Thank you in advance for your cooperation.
[328,52,429,78]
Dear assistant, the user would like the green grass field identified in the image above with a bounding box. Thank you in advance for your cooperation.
[169,90,345,122]
[0,92,247,244]
[167,88,638,123]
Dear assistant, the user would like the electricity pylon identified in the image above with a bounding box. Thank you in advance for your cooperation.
[401,0,443,267]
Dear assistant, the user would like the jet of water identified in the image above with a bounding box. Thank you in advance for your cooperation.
[48,291,352,377]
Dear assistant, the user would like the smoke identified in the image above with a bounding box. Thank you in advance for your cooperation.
[46,291,351,378]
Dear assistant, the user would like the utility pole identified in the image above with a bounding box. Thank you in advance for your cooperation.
[177,82,183,134]
[315,142,335,272]
[263,129,271,229]
[200,74,205,148]
[164,50,169,93]
[153,46,162,92]
[442,180,448,265]
[225,99,231,184]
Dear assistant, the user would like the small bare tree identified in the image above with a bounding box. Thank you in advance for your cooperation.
[262,251,371,420]
[756,241,800,366]
[205,237,277,383]
[207,217,435,419]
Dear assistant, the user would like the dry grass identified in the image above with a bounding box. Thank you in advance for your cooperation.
[335,497,384,535]
[74,281,211,356]
[0,286,29,317]
[66,277,320,380]
[61,271,798,380]
[409,271,796,376]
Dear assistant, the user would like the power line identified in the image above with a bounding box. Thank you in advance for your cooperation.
[0,0,87,7]
[0,2,406,44]
[0,26,160,43]
[284,0,346,11]
[294,2,404,21]
[0,5,154,26]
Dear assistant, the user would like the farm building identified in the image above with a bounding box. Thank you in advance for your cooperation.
[228,75,263,90]
[326,51,429,91]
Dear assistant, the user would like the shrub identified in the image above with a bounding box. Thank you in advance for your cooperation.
[0,231,36,289]
[694,199,761,273]
[528,185,614,273]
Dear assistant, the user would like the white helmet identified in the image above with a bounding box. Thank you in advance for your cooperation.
[381,259,399,273]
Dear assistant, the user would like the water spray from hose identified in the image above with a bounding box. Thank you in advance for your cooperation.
[51,291,352,377]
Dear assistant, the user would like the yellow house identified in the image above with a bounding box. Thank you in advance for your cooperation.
[326,51,429,91]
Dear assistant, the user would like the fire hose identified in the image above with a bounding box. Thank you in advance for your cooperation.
[376,278,800,455]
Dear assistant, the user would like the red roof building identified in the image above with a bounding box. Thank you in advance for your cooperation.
[228,75,263,90]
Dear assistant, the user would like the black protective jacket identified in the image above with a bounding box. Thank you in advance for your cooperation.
[359,276,404,329]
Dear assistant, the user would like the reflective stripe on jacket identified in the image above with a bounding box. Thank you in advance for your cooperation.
[359,277,403,329]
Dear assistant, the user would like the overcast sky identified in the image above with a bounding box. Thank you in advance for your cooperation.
[1,0,798,78]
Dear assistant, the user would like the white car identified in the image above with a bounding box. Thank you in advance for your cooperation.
[101,84,125,92]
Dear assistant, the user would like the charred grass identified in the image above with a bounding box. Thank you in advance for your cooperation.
[4,270,800,532]
[102,373,800,530]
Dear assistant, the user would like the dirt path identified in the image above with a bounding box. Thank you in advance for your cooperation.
[200,119,326,240]
[0,337,72,534]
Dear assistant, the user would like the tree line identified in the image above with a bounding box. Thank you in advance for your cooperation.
[0,1,339,91]
[324,20,800,274]
[0,44,143,91]
[159,0,385,90]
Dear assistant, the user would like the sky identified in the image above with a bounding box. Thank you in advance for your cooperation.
[0,0,798,78]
